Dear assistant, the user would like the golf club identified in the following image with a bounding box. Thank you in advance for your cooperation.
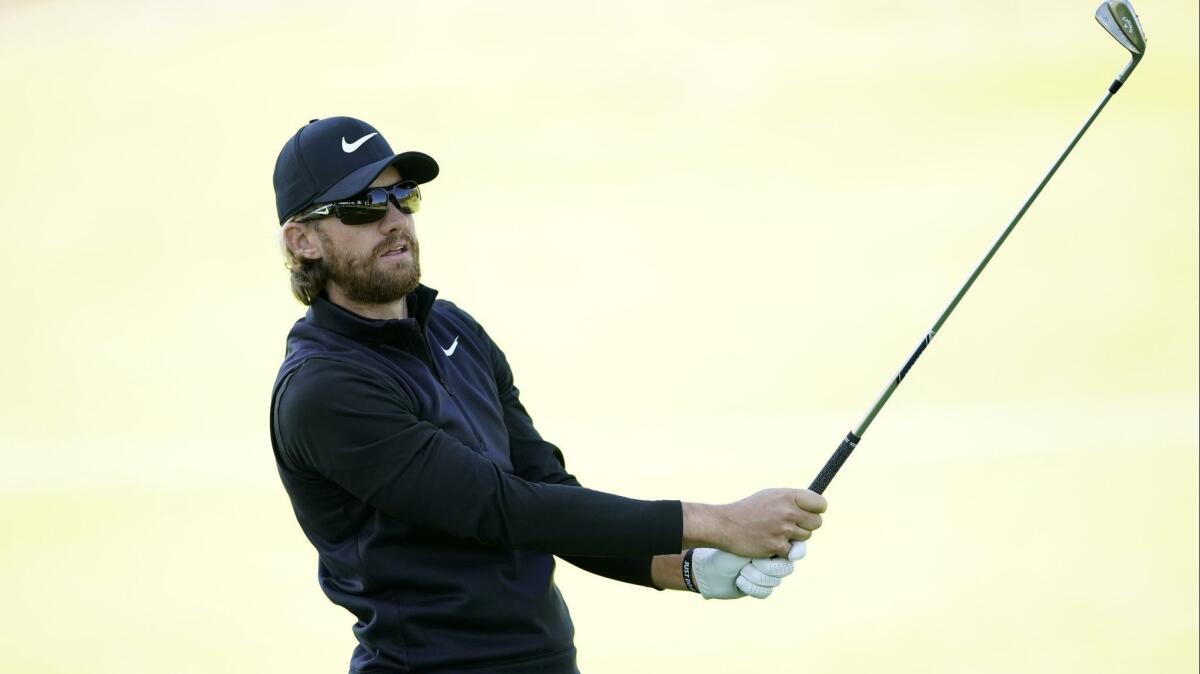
[808,0,1148,495]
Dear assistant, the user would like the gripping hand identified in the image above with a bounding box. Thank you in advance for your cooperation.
[685,546,798,600]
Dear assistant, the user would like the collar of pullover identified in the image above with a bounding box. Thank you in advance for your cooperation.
[307,284,440,343]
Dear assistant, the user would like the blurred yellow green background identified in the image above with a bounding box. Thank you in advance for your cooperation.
[2,0,1196,672]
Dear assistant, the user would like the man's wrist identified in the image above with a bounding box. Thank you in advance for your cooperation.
[649,554,687,591]
[681,502,726,550]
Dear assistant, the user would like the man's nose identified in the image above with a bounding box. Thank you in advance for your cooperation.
[378,203,411,234]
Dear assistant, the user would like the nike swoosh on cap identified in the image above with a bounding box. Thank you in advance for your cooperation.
[441,336,459,357]
[341,133,378,153]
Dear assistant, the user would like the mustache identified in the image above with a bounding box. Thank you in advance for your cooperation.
[373,236,414,257]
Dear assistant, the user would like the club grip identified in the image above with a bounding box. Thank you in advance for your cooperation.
[808,431,861,494]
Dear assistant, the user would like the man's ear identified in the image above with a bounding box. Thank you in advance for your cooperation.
[282,222,323,261]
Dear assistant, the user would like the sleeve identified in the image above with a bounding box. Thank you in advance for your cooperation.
[274,357,683,558]
[482,324,662,589]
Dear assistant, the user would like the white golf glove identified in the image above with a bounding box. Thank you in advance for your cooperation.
[684,541,807,600]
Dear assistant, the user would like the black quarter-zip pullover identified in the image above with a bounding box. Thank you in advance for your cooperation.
[269,285,683,673]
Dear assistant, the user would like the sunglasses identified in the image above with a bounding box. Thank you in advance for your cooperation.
[294,181,421,225]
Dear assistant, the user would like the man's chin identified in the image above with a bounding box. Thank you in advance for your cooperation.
[325,252,420,306]
[384,269,421,301]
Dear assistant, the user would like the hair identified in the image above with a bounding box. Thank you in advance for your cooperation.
[279,219,330,306]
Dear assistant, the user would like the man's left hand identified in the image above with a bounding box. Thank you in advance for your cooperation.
[687,547,797,600]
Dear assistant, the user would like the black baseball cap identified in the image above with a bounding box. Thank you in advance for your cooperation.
[273,116,439,224]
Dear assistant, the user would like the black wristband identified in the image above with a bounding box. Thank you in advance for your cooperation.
[681,549,699,593]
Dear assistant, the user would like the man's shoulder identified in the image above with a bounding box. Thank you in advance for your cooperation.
[431,296,474,321]
[276,356,382,398]
[430,296,489,337]
[274,355,405,425]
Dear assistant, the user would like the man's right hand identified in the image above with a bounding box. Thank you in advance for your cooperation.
[682,488,827,558]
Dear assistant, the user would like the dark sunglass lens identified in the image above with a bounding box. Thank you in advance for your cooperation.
[334,204,388,225]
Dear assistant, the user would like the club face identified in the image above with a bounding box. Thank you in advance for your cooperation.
[1095,0,1146,56]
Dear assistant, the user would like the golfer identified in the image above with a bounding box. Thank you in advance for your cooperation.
[269,116,827,673]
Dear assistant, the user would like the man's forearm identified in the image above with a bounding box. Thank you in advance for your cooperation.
[650,553,686,591]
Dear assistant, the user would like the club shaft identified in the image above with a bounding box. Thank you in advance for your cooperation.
[859,88,1114,436]
[809,85,1119,495]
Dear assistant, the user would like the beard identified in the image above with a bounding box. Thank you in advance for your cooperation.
[319,232,422,305]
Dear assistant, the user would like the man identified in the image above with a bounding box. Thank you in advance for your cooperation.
[269,116,827,674]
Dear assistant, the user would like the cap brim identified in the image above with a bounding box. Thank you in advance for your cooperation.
[314,151,439,205]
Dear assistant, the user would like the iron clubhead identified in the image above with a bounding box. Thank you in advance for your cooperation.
[1095,0,1147,56]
